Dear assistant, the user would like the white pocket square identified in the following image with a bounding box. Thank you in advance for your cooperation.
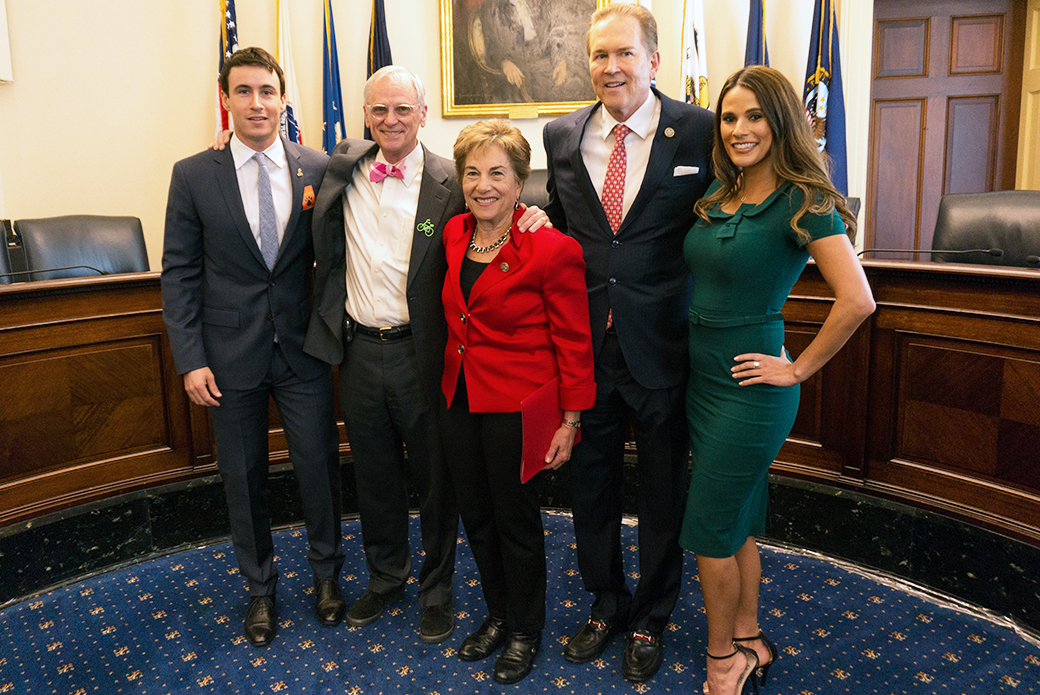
[673,166,699,176]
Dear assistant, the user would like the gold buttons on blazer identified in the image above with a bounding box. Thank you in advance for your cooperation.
[457,345,465,354]
[500,262,509,272]
[459,313,466,324]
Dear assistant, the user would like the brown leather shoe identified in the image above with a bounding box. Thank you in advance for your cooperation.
[244,596,276,647]
[314,579,345,626]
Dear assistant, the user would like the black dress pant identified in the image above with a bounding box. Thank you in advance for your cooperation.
[444,372,546,633]
[569,332,689,634]
[340,332,458,608]
[210,344,343,598]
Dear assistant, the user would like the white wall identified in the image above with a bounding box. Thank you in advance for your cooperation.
[0,0,872,269]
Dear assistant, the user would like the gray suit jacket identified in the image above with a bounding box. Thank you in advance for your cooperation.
[543,89,714,390]
[304,140,465,402]
[161,137,330,390]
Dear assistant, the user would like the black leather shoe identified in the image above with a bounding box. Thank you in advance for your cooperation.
[244,596,276,647]
[458,616,507,661]
[419,603,455,643]
[314,579,345,626]
[345,587,402,627]
[492,631,541,684]
[622,630,663,682]
[563,618,616,663]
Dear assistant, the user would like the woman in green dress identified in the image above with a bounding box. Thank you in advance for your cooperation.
[681,66,875,695]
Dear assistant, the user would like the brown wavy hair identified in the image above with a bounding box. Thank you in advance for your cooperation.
[694,66,856,244]
[452,119,531,186]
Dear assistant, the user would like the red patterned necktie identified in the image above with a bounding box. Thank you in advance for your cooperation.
[370,161,404,183]
[603,124,629,331]
[602,124,630,234]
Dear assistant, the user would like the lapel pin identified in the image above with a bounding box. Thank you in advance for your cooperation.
[297,168,303,177]
[500,262,509,272]
[417,219,435,237]
[664,127,675,138]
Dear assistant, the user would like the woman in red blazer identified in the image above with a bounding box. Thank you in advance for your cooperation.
[441,119,595,684]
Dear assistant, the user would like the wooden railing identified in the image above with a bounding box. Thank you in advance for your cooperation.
[2,264,1039,545]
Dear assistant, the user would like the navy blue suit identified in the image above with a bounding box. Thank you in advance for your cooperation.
[543,90,714,634]
[161,138,343,597]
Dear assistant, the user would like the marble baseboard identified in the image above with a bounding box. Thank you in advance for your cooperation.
[1,462,1037,632]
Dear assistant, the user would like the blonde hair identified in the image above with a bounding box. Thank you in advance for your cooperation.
[586,3,658,55]
[694,66,856,243]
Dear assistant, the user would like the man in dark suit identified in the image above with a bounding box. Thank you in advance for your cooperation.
[303,66,463,645]
[542,4,714,682]
[161,47,344,649]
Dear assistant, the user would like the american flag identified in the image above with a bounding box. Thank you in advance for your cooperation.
[216,0,239,138]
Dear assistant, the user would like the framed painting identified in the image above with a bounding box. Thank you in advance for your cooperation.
[440,0,606,118]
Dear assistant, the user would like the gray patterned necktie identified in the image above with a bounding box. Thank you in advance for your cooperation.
[254,152,279,270]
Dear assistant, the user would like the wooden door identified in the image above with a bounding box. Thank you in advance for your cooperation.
[867,0,1026,257]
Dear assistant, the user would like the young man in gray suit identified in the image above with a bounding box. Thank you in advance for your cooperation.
[161,47,344,649]
[542,4,714,682]
[304,66,549,643]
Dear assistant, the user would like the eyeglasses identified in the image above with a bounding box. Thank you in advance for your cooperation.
[365,103,420,119]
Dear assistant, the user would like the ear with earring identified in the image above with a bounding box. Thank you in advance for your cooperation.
[514,198,521,210]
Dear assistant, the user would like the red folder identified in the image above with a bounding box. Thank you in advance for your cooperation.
[520,376,580,483]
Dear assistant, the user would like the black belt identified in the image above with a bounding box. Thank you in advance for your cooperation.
[354,322,412,341]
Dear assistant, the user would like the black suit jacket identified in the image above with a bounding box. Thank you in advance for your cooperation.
[543,89,714,390]
[304,140,465,402]
[161,137,330,390]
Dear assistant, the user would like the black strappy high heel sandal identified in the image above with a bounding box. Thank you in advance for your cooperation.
[734,631,777,686]
[705,643,759,694]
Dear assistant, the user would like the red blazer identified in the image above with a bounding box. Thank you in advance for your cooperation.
[442,209,596,413]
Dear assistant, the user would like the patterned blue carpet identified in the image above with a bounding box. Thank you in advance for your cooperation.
[1,511,1037,693]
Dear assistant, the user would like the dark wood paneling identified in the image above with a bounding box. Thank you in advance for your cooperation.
[944,96,1000,193]
[869,99,926,257]
[950,14,1004,74]
[876,19,931,78]
[3,267,1039,550]
[781,260,1040,545]
[0,274,350,526]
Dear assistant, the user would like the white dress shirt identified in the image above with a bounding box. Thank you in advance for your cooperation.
[342,143,425,328]
[580,92,662,226]
[229,134,292,250]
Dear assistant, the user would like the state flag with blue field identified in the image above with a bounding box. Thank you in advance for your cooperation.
[744,0,769,67]
[803,0,848,195]
[322,0,346,155]
[365,0,394,140]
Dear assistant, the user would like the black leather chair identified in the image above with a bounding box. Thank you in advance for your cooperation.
[520,168,550,211]
[0,234,13,285]
[14,215,149,280]
[931,191,1040,267]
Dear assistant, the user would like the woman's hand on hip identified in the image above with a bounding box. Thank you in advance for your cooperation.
[732,349,799,387]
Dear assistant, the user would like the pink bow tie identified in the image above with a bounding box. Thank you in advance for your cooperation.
[370,161,405,183]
